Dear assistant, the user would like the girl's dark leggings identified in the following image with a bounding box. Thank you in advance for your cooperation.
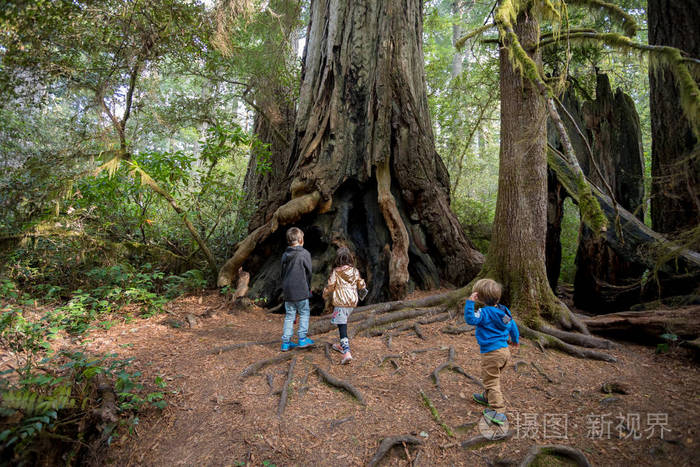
[337,323,348,340]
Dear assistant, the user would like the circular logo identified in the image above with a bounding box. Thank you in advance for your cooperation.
[478,414,510,439]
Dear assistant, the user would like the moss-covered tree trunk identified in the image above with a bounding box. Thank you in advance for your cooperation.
[220,0,484,309]
[648,0,700,240]
[480,10,564,326]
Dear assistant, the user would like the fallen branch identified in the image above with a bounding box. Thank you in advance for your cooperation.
[519,444,592,467]
[419,389,454,437]
[368,435,423,467]
[277,358,296,417]
[315,366,366,405]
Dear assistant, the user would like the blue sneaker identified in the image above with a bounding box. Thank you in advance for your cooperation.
[473,392,489,407]
[297,337,314,348]
[281,341,298,352]
[483,409,507,426]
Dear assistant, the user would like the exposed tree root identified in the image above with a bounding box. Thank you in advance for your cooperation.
[368,435,423,467]
[365,311,450,338]
[432,346,484,391]
[330,416,354,429]
[419,389,454,436]
[277,358,296,417]
[513,360,530,374]
[441,324,474,335]
[379,355,402,367]
[519,324,617,362]
[413,323,425,339]
[539,325,613,349]
[519,444,592,467]
[531,361,555,383]
[350,307,442,338]
[240,353,295,379]
[266,373,275,393]
[442,430,515,450]
[210,339,278,355]
[323,342,334,363]
[315,366,366,405]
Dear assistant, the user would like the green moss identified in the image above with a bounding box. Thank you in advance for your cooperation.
[565,0,638,37]
[576,174,607,235]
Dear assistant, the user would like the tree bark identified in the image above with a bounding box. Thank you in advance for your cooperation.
[221,0,484,308]
[648,0,700,240]
[481,9,566,326]
[574,74,647,312]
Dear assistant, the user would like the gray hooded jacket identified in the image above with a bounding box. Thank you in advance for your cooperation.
[280,246,312,302]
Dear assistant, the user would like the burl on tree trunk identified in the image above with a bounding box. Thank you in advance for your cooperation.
[219,0,483,309]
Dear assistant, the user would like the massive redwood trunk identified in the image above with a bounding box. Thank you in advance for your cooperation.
[648,0,700,240]
[221,0,483,309]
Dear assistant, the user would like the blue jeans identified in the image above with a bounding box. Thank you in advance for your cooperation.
[282,299,310,342]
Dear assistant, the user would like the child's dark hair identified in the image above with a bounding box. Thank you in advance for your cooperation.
[334,247,354,268]
[473,278,502,306]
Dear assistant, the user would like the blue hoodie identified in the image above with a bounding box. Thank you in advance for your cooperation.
[464,300,520,354]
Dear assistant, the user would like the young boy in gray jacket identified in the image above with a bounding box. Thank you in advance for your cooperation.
[280,227,314,351]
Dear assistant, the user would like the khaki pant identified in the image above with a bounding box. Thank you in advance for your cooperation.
[481,347,510,412]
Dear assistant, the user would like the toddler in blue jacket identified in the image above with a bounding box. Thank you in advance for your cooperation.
[464,278,519,426]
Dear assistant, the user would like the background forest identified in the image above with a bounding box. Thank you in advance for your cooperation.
[1,0,698,465]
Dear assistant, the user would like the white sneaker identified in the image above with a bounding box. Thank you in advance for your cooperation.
[341,352,353,364]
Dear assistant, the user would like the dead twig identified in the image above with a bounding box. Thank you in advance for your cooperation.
[277,358,296,417]
[368,435,423,467]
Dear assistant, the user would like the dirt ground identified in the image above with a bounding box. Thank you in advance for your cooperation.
[78,291,699,466]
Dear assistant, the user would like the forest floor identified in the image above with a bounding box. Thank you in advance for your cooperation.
[75,290,698,466]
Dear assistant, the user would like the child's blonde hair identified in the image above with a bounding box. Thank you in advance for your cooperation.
[473,278,502,306]
[286,227,304,245]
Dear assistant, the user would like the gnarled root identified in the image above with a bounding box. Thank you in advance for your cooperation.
[315,366,366,405]
[368,435,423,467]
[519,324,617,362]
[519,444,591,467]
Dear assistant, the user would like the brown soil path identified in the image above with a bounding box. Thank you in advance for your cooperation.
[85,292,699,466]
